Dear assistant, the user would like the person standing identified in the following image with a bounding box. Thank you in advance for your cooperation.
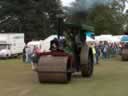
[25,46,33,64]
[22,46,26,62]
[90,43,96,64]
[103,44,108,59]
[95,44,100,64]
[31,46,41,71]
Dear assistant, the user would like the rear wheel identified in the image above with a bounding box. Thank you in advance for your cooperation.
[81,54,93,77]
[80,45,94,77]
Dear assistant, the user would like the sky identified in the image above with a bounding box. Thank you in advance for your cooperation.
[125,3,128,12]
[61,0,75,6]
[61,0,128,12]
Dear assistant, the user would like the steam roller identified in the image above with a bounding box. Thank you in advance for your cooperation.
[34,23,94,83]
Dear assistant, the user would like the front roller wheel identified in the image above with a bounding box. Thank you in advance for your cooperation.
[37,55,72,83]
[80,45,94,77]
[38,71,72,83]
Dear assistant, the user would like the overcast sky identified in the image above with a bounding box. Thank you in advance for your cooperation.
[61,0,75,6]
[61,0,128,12]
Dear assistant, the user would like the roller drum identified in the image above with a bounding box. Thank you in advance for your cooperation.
[37,55,72,83]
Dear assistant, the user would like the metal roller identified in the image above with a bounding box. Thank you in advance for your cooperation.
[37,55,72,83]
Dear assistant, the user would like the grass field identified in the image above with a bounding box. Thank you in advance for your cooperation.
[0,57,128,96]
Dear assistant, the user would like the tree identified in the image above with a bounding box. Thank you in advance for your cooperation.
[0,0,62,42]
[64,0,128,35]
[86,5,123,35]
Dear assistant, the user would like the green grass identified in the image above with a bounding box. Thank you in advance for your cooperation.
[0,57,128,96]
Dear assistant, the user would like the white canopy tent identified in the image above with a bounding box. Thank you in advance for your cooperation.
[112,36,122,43]
[86,36,95,42]
[95,35,113,42]
[95,35,122,43]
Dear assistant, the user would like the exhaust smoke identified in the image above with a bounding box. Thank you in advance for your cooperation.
[72,0,113,12]
[67,0,113,24]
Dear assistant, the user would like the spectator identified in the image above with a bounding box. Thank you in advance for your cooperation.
[50,38,59,51]
[90,43,96,64]
[25,46,33,64]
[95,44,100,64]
[103,44,108,59]
[22,46,26,62]
[31,46,41,71]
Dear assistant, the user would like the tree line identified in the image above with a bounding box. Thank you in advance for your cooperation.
[0,0,128,42]
[0,0,62,43]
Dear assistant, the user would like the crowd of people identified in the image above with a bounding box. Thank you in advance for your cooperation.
[23,38,127,69]
[90,41,123,64]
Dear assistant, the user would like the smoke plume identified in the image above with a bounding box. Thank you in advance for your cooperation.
[71,0,113,13]
[66,0,113,24]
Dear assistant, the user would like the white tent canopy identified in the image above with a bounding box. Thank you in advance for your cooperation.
[86,36,95,42]
[112,36,122,42]
[95,35,122,43]
[95,35,113,42]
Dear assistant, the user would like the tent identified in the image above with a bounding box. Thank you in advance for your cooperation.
[86,36,95,42]
[112,35,122,42]
[95,35,113,42]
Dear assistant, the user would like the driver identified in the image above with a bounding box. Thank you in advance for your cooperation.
[50,38,59,51]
